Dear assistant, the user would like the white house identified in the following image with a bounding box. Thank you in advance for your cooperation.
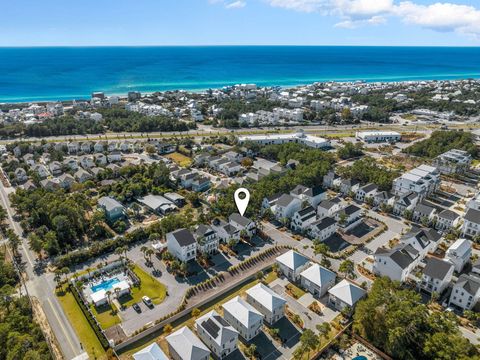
[418,257,454,295]
[276,250,310,281]
[433,149,472,175]
[195,310,238,358]
[400,227,441,259]
[355,183,378,203]
[449,274,480,311]
[328,279,366,312]
[222,296,263,341]
[435,209,461,233]
[133,343,168,360]
[246,283,286,325]
[290,185,327,208]
[412,202,437,224]
[309,217,337,241]
[445,238,472,273]
[291,206,317,232]
[463,208,480,238]
[317,198,343,219]
[271,194,302,221]
[228,213,256,237]
[373,244,419,282]
[193,224,219,255]
[166,228,197,262]
[300,264,336,298]
[166,326,210,360]
[392,165,440,199]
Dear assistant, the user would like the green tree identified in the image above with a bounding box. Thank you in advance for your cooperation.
[339,260,355,278]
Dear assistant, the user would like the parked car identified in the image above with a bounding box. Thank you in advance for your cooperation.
[132,303,142,313]
[142,296,153,308]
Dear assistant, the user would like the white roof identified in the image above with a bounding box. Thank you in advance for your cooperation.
[90,289,107,304]
[222,296,263,327]
[113,280,130,291]
[447,238,471,256]
[133,343,168,360]
[300,264,336,288]
[358,130,400,137]
[195,310,238,347]
[246,283,286,312]
[276,250,309,271]
[328,280,366,306]
[166,326,210,360]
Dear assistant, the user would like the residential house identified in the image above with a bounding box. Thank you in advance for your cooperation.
[290,185,326,207]
[300,263,336,298]
[14,168,27,183]
[108,151,122,162]
[166,326,210,360]
[195,311,238,359]
[373,191,396,208]
[137,195,176,215]
[245,283,286,325]
[275,250,310,281]
[49,161,62,176]
[323,170,340,189]
[58,173,75,189]
[98,196,125,223]
[222,296,263,341]
[194,224,218,255]
[192,176,211,192]
[291,206,317,232]
[63,157,78,170]
[74,169,93,183]
[80,155,95,169]
[164,192,186,207]
[133,343,168,360]
[339,179,360,196]
[435,209,461,232]
[418,257,454,295]
[401,226,441,258]
[93,142,104,153]
[463,208,480,238]
[40,178,61,191]
[336,204,362,229]
[373,243,419,282]
[445,238,472,273]
[309,217,337,241]
[317,198,343,219]
[393,191,419,216]
[392,165,440,199]
[166,228,197,262]
[448,274,480,311]
[412,202,437,225]
[229,213,256,237]
[95,153,108,166]
[433,149,472,174]
[80,142,92,153]
[23,154,35,166]
[355,183,378,203]
[33,164,49,178]
[271,194,302,222]
[67,142,79,154]
[328,279,366,312]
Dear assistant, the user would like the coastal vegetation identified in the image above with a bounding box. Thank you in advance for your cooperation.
[337,157,399,190]
[354,277,479,360]
[0,248,52,360]
[403,130,478,159]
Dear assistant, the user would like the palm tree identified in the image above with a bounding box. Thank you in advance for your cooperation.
[140,246,148,261]
[115,246,124,265]
[106,290,112,306]
[146,248,154,263]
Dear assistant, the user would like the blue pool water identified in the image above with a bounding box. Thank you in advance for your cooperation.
[1,46,480,102]
[91,277,121,293]
[353,356,368,360]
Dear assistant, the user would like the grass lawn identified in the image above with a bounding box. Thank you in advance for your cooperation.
[119,265,167,308]
[90,303,121,329]
[165,152,192,167]
[264,271,278,284]
[56,287,107,360]
[285,283,306,299]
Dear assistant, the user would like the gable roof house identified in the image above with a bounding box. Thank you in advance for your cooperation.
[222,296,263,341]
[291,206,317,232]
[463,208,480,238]
[137,194,176,215]
[229,213,256,236]
[271,194,302,221]
[373,243,420,282]
[133,343,168,360]
[98,196,125,223]
[290,185,327,207]
[275,250,310,281]
[435,209,461,233]
[418,257,454,295]
[448,274,480,311]
[309,216,337,242]
[245,283,287,325]
[195,310,238,359]
[400,226,441,257]
[355,183,378,203]
[317,197,343,219]
[445,238,472,273]
[373,190,396,207]
[166,228,197,262]
[166,326,210,360]
[393,191,419,216]
[74,168,93,183]
[193,224,218,255]
[339,178,360,196]
[412,202,437,225]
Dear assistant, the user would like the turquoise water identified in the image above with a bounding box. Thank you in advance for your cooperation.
[1,46,480,102]
[91,277,120,293]
[353,356,367,360]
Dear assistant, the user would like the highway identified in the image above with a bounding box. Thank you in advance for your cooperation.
[0,181,86,360]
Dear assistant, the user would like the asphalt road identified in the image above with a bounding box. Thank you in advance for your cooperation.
[0,182,85,360]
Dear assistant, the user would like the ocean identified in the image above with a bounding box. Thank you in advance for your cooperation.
[1,46,480,103]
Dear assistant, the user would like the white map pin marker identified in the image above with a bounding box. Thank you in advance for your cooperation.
[234,188,250,216]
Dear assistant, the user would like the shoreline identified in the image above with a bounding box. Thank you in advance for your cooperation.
[1,75,480,105]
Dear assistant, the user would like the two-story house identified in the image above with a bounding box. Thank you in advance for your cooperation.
[246,283,286,325]
[166,228,197,262]
[195,310,238,359]
[418,257,454,295]
[222,296,263,341]
[193,224,219,255]
[300,263,336,298]
[445,238,472,273]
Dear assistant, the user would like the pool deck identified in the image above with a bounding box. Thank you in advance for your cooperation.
[82,272,131,301]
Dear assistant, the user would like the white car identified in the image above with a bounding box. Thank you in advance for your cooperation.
[142,296,153,307]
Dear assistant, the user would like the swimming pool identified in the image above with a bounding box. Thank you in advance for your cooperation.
[353,356,367,360]
[91,277,121,293]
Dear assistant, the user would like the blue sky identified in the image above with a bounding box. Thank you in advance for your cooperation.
[1,0,480,46]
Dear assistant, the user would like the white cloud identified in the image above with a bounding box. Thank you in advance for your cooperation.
[226,0,247,8]
[265,0,480,37]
